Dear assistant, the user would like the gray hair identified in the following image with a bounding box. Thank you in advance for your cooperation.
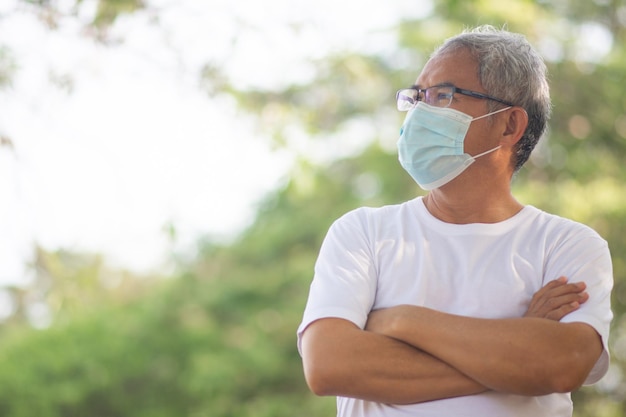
[433,25,552,172]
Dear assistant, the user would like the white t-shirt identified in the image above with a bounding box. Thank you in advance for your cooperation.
[297,197,613,417]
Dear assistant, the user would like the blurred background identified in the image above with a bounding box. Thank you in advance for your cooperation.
[0,0,625,416]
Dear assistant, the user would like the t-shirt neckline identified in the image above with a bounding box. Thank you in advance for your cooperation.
[411,196,537,236]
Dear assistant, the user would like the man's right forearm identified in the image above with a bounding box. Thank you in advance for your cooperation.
[300,318,487,404]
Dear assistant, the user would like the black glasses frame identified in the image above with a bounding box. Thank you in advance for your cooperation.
[396,84,515,110]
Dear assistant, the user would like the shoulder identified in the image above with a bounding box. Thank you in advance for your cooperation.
[331,198,421,233]
[523,206,607,245]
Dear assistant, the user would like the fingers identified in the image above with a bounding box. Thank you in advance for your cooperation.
[535,276,586,299]
[524,276,589,321]
[541,287,588,309]
[536,278,587,303]
[542,289,589,320]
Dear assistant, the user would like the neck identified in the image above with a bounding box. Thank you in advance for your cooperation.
[423,176,523,224]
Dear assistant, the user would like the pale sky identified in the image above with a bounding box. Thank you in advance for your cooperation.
[0,0,431,285]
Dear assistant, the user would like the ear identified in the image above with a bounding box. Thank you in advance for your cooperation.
[501,107,528,147]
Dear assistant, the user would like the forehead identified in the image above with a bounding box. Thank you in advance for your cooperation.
[415,49,481,89]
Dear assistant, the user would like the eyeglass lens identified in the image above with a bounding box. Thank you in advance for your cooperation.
[396,86,455,111]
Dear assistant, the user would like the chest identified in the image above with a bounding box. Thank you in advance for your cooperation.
[372,233,546,318]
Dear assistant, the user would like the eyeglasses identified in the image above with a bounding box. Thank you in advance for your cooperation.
[396,84,514,111]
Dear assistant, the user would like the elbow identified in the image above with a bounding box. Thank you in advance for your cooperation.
[540,357,591,394]
[514,358,589,395]
[303,361,339,396]
[547,322,603,393]
[513,369,585,396]
[301,341,338,396]
[305,371,333,397]
[302,343,350,397]
[548,347,599,393]
[300,318,364,397]
[548,370,586,394]
[300,319,356,397]
[534,329,601,394]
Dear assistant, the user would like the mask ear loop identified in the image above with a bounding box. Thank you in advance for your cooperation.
[472,145,501,159]
[468,106,511,159]
[472,106,512,121]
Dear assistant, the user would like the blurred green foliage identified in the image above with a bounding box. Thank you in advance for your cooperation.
[0,46,15,89]
[1,0,626,416]
[22,0,144,28]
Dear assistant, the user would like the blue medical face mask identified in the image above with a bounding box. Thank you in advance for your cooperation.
[397,102,511,190]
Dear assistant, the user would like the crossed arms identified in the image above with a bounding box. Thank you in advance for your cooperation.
[300,277,604,404]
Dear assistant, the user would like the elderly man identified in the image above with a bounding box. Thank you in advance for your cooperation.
[297,26,613,416]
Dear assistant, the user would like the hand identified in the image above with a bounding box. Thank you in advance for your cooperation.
[524,276,588,321]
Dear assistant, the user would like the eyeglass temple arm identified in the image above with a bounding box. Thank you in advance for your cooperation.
[456,87,514,106]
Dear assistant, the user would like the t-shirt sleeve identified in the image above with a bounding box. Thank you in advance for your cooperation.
[543,224,614,385]
[296,209,378,356]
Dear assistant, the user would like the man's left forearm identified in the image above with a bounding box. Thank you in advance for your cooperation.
[366,305,602,395]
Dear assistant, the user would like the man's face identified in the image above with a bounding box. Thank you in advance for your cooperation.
[415,49,501,158]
